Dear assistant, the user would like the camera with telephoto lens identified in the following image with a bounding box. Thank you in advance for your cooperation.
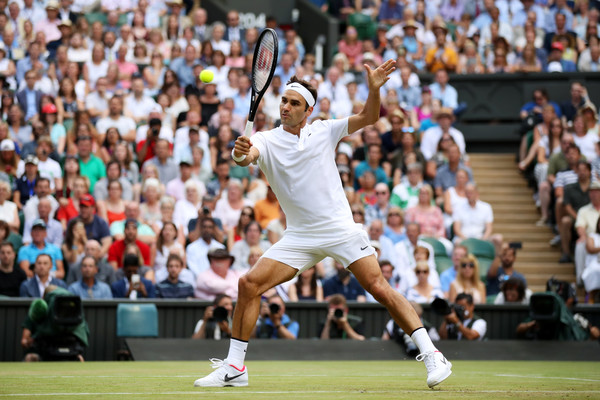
[269,303,280,315]
[431,298,466,322]
[212,306,228,322]
[333,308,344,319]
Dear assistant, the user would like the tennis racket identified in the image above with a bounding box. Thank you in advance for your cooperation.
[244,28,278,137]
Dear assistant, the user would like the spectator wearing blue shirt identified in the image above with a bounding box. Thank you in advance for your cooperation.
[67,256,112,299]
[169,44,201,88]
[486,243,528,296]
[440,245,468,297]
[354,144,389,188]
[17,219,64,280]
[254,295,299,339]
[156,253,194,299]
[322,261,367,302]
[16,42,48,84]
[111,254,156,299]
[429,69,458,111]
[15,70,42,122]
[378,0,403,26]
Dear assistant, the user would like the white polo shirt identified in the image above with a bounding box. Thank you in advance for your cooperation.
[453,200,494,239]
[251,118,356,237]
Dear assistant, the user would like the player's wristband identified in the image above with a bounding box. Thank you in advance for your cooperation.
[231,149,246,162]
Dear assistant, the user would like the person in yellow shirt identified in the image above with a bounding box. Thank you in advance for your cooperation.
[425,22,458,73]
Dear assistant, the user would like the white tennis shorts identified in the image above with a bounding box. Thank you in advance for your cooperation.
[261,227,376,273]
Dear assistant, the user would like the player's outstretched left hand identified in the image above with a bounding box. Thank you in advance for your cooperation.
[364,59,396,91]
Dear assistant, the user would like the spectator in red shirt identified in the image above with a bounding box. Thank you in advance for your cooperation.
[107,218,151,269]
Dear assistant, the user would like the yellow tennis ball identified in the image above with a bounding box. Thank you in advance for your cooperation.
[200,70,214,83]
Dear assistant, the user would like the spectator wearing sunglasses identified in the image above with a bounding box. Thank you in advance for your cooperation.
[448,254,486,305]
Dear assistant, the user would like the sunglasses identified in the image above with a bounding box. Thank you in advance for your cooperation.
[388,213,401,217]
[461,262,475,269]
[241,212,253,217]
[352,211,364,215]
[416,270,429,275]
[375,191,388,195]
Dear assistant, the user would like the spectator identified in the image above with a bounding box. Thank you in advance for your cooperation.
[93,160,134,202]
[66,239,115,286]
[561,82,588,124]
[194,248,244,301]
[142,138,179,185]
[213,178,253,231]
[173,179,205,235]
[186,217,225,277]
[107,219,151,270]
[322,261,366,302]
[34,136,62,192]
[111,253,156,299]
[18,219,63,280]
[23,198,62,247]
[448,254,486,304]
[19,254,67,297]
[391,163,425,211]
[109,202,156,244]
[406,260,444,303]
[74,194,112,257]
[13,155,39,210]
[578,39,600,72]
[365,183,391,226]
[97,180,127,227]
[67,255,112,299]
[493,276,532,305]
[77,135,105,192]
[420,109,466,161]
[425,22,457,73]
[192,293,233,340]
[367,219,397,267]
[96,96,136,142]
[452,183,502,246]
[170,44,201,88]
[253,295,299,339]
[230,221,270,272]
[438,293,487,340]
[0,242,26,297]
[156,253,194,299]
[253,185,279,230]
[16,69,42,122]
[319,293,365,340]
[545,42,577,72]
[0,180,19,233]
[405,185,449,249]
[559,161,592,262]
[440,244,468,298]
[56,174,87,230]
[486,242,527,296]
[288,267,324,302]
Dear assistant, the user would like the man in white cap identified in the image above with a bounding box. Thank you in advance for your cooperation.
[194,61,453,389]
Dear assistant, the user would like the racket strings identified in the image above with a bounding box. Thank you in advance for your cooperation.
[253,34,276,91]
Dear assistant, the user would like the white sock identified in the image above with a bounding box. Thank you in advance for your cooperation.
[226,338,248,369]
[410,327,436,354]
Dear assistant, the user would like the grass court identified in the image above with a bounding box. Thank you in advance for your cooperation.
[0,360,598,399]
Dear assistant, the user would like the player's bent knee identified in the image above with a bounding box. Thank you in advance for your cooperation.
[367,278,392,304]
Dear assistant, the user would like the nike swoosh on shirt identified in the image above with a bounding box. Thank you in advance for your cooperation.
[360,246,368,251]
[224,373,245,382]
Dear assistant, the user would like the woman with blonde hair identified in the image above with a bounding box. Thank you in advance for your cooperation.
[383,206,407,244]
[448,254,486,304]
[139,178,163,232]
[406,260,443,303]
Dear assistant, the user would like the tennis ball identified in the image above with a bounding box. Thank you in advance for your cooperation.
[200,70,214,83]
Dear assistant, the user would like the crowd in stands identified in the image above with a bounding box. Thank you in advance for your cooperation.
[0,0,600,351]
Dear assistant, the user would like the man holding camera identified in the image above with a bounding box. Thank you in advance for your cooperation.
[437,293,486,340]
[319,294,365,341]
[193,294,234,340]
[110,254,156,299]
[136,118,173,164]
[253,295,299,339]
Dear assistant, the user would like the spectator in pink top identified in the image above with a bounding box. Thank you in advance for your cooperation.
[194,248,245,300]
[115,44,139,90]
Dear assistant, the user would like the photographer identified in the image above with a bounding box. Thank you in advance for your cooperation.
[253,295,299,339]
[192,294,233,340]
[437,293,486,341]
[110,254,156,299]
[319,294,365,341]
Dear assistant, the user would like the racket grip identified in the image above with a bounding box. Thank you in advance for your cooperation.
[244,120,254,137]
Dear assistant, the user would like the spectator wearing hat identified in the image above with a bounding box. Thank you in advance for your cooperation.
[111,253,156,299]
[35,0,62,44]
[13,154,38,209]
[47,18,74,59]
[16,69,42,122]
[381,109,409,155]
[19,253,67,297]
[22,197,63,247]
[74,193,112,256]
[77,135,106,193]
[108,218,152,269]
[0,138,21,182]
[194,248,244,301]
[420,107,466,161]
[545,41,577,72]
[18,219,64,279]
[425,22,457,73]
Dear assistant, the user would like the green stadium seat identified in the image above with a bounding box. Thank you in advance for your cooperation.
[116,303,158,338]
[420,237,453,274]
[347,13,377,40]
[460,238,496,282]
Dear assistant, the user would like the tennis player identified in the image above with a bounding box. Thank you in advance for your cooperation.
[194,59,452,389]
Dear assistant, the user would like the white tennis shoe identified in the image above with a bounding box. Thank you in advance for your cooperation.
[416,350,452,388]
[193,358,248,387]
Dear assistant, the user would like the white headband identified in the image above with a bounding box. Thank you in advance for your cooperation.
[284,82,316,107]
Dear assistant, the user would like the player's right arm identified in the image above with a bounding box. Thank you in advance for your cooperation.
[232,136,260,167]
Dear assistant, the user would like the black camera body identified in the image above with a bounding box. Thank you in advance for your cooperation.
[333,308,344,319]
[269,303,280,315]
[212,306,228,322]
[431,298,466,321]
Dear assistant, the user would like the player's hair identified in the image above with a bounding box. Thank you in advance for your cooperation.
[328,293,347,307]
[287,76,317,111]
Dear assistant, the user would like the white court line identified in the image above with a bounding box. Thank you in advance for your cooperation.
[2,374,412,379]
[3,390,600,397]
[495,374,600,383]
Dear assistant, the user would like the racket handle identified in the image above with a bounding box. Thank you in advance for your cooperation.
[244,120,254,137]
